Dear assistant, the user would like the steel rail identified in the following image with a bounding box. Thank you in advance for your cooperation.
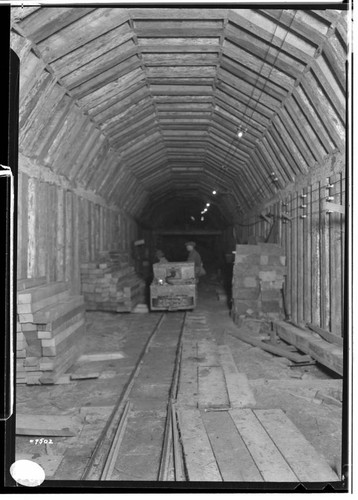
[157,312,187,481]
[81,312,166,480]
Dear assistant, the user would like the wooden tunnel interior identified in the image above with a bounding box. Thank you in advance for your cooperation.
[10,6,347,336]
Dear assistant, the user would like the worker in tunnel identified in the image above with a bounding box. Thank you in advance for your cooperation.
[185,241,205,282]
[154,249,168,264]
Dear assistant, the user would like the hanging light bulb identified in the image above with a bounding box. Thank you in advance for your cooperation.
[237,125,247,139]
[212,190,217,195]
[206,203,210,207]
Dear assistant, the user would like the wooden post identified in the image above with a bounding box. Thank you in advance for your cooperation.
[65,190,73,284]
[283,196,291,319]
[37,179,47,278]
[329,173,343,336]
[320,178,330,330]
[303,185,312,324]
[27,177,36,279]
[99,205,104,253]
[17,172,23,279]
[341,171,346,338]
[72,194,80,294]
[78,197,85,264]
[50,184,58,282]
[56,188,65,281]
[90,202,96,260]
[95,204,100,256]
[297,191,304,324]
[87,200,92,261]
[311,180,321,325]
[291,193,298,323]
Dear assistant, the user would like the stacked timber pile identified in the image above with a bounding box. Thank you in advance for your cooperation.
[231,243,287,326]
[80,251,145,312]
[16,277,86,385]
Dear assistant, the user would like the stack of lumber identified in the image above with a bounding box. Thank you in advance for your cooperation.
[80,253,145,312]
[231,243,287,326]
[16,278,86,385]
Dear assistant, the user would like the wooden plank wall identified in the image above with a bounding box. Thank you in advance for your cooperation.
[17,171,138,294]
[234,171,346,338]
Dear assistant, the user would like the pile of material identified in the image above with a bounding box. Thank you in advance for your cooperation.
[231,243,287,326]
[80,252,146,312]
[16,278,86,385]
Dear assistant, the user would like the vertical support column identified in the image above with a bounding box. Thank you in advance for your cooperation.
[90,202,96,260]
[17,172,23,279]
[20,173,29,280]
[72,194,80,294]
[311,180,321,325]
[65,190,73,284]
[78,197,85,264]
[320,178,330,330]
[283,196,292,319]
[303,185,312,324]
[297,192,304,325]
[50,184,58,282]
[84,198,90,262]
[290,193,298,324]
[99,205,104,253]
[27,176,36,278]
[341,171,346,337]
[56,187,65,281]
[329,173,343,336]
[95,204,100,256]
[276,201,282,244]
[37,180,47,278]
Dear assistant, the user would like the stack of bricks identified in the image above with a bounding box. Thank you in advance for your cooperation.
[231,243,287,326]
[16,278,86,385]
[80,252,146,313]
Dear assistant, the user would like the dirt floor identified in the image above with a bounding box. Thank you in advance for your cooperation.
[15,278,343,482]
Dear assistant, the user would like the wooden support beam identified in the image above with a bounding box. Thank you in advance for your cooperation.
[50,22,133,77]
[275,321,343,376]
[300,77,345,151]
[306,323,343,347]
[27,177,36,279]
[15,7,96,44]
[36,8,130,62]
[293,87,333,155]
[226,327,311,364]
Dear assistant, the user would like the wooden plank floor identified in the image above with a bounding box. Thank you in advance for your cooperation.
[176,313,256,410]
[176,407,339,482]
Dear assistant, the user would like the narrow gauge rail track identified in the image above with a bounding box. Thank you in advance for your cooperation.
[81,311,187,481]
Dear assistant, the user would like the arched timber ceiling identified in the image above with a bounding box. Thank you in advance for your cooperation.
[11,7,347,227]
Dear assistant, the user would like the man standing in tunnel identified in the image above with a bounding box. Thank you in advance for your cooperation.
[185,241,203,281]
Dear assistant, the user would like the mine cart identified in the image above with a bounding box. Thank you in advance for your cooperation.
[150,262,196,311]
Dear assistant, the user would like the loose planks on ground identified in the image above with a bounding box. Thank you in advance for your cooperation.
[252,409,339,482]
[202,410,263,482]
[177,407,338,482]
[198,365,230,410]
[175,407,222,481]
[218,345,256,408]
